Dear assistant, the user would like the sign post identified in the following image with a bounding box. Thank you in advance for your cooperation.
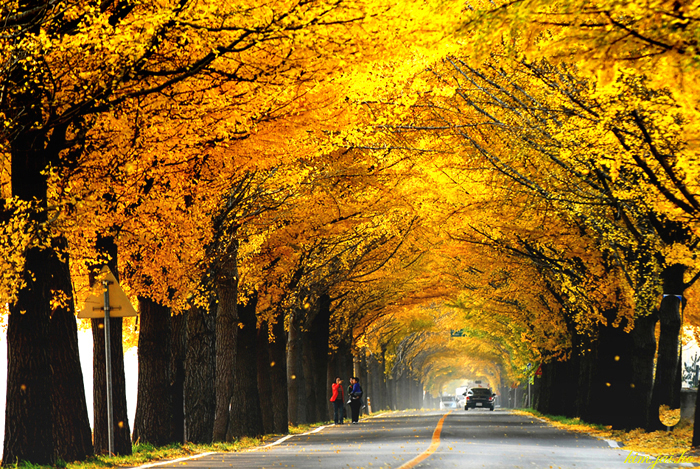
[103,279,115,455]
[79,267,137,455]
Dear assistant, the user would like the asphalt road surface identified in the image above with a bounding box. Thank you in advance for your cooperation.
[135,409,696,469]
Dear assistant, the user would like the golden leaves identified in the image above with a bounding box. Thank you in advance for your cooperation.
[0,198,38,306]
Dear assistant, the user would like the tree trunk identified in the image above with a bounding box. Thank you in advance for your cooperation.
[415,378,423,409]
[309,295,331,422]
[326,352,337,420]
[532,379,539,411]
[365,355,375,412]
[227,294,264,439]
[629,313,657,430]
[287,309,303,425]
[536,331,583,418]
[3,248,55,465]
[3,81,55,464]
[89,235,131,455]
[301,330,317,423]
[393,375,400,410]
[257,320,275,434]
[171,312,187,443]
[649,264,685,431]
[692,373,700,446]
[674,351,682,410]
[573,337,595,421]
[212,277,238,442]
[398,374,408,409]
[185,303,216,443]
[379,348,388,411]
[579,308,636,429]
[268,316,288,434]
[368,353,383,412]
[337,338,354,404]
[49,237,93,462]
[92,316,132,455]
[133,297,173,446]
[359,354,369,413]
[536,360,561,415]
[395,374,403,410]
[340,339,354,385]
[386,376,395,410]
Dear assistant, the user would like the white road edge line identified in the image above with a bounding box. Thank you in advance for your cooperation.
[129,451,218,469]
[130,424,332,468]
[246,434,296,451]
[604,439,620,448]
[512,411,625,450]
[246,425,327,452]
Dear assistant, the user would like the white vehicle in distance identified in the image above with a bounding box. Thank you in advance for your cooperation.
[455,386,468,407]
[439,395,459,410]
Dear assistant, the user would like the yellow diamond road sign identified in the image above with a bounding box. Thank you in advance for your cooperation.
[78,267,138,318]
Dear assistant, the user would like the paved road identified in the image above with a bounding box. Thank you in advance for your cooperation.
[137,410,695,469]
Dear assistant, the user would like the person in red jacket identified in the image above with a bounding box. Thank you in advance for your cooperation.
[330,377,345,425]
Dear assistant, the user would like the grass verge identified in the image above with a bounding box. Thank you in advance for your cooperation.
[513,408,699,463]
[16,421,331,469]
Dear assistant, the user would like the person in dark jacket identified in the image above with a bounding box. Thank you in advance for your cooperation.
[349,377,363,424]
[330,377,345,424]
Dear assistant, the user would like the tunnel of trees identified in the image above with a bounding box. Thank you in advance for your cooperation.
[1,0,700,464]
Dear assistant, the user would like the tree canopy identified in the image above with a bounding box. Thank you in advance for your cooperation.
[2,0,700,460]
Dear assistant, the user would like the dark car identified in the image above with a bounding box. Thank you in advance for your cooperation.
[464,387,495,411]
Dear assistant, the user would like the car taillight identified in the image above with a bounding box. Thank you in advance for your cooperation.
[467,397,471,400]
[489,397,494,401]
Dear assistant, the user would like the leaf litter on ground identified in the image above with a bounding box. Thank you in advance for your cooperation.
[513,408,700,463]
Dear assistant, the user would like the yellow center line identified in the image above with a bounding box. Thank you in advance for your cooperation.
[396,411,452,469]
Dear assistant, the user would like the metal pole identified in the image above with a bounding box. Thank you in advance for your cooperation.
[103,280,115,455]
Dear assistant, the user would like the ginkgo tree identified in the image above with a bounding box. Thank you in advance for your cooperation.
[250,151,429,424]
[453,2,700,428]
[1,0,469,461]
[434,56,697,430]
[287,0,700,435]
[5,0,700,460]
[329,20,699,430]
